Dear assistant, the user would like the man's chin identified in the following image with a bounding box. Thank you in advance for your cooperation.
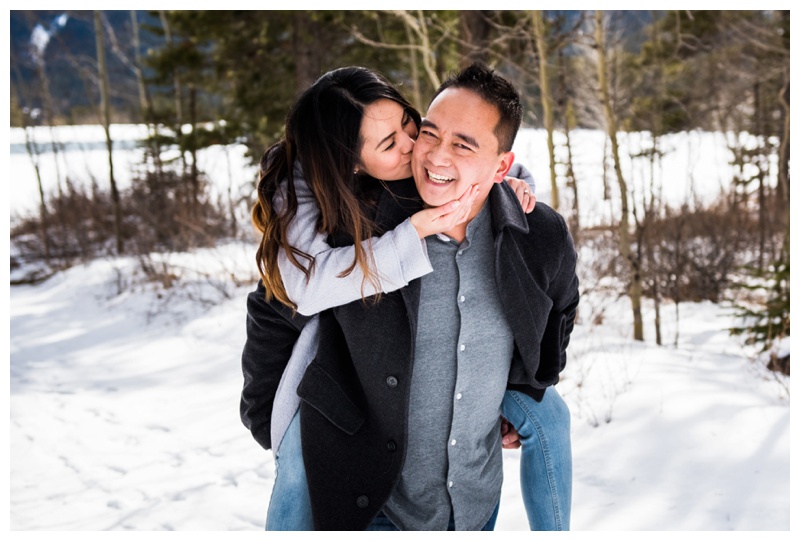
[416,187,452,209]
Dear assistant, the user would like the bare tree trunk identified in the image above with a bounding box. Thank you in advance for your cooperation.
[159,11,182,124]
[404,22,423,112]
[778,10,790,243]
[15,92,51,261]
[130,11,149,114]
[390,11,441,89]
[129,10,163,176]
[778,76,790,262]
[531,10,559,210]
[188,84,199,214]
[777,11,790,264]
[33,57,64,200]
[648,10,664,345]
[224,145,237,239]
[752,81,768,270]
[558,49,580,236]
[159,10,187,178]
[564,100,580,237]
[595,10,643,341]
[293,11,317,93]
[12,60,51,262]
[459,10,492,67]
[648,146,663,346]
[602,134,610,200]
[94,10,123,255]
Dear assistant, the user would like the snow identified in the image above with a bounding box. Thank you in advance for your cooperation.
[7,125,792,531]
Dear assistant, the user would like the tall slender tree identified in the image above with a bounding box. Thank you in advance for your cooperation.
[531,10,559,210]
[595,10,643,341]
[94,10,123,255]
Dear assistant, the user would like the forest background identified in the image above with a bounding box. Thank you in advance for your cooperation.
[9,8,790,367]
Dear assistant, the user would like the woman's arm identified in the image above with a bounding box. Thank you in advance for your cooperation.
[276,170,433,316]
[277,162,537,316]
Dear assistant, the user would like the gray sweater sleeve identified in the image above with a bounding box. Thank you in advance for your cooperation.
[507,162,536,192]
[276,166,432,316]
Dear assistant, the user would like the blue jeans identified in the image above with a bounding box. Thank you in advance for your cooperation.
[265,409,314,530]
[501,388,572,530]
[266,388,571,531]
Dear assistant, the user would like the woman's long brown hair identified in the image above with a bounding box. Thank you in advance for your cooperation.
[252,67,421,309]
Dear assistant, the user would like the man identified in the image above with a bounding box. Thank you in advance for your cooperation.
[243,64,579,531]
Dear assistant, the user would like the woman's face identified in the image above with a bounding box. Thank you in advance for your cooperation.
[358,99,418,181]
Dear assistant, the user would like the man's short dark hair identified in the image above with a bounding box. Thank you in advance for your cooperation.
[431,63,523,153]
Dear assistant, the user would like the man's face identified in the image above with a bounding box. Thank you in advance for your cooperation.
[412,87,514,215]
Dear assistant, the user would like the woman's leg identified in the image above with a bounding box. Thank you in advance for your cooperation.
[265,410,314,530]
[501,388,572,531]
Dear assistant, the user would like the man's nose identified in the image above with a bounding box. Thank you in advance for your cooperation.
[426,140,450,166]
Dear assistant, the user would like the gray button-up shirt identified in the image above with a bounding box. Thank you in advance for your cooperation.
[383,203,515,530]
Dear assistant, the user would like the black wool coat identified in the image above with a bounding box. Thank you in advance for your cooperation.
[240,177,580,530]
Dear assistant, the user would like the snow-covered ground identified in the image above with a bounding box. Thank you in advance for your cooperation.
[9,251,790,530]
[8,125,791,531]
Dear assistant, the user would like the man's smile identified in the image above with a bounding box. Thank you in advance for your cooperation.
[426,170,456,184]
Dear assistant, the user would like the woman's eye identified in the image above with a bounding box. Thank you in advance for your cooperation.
[385,141,396,150]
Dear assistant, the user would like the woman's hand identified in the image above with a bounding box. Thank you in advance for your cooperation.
[505,176,536,213]
[501,416,521,449]
[410,184,480,239]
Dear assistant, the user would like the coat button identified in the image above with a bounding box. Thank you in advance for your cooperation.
[386,376,398,387]
[387,440,397,452]
[356,495,369,508]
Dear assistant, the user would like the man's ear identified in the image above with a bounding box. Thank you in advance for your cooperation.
[492,151,515,184]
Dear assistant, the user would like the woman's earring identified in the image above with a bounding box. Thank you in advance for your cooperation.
[353,167,359,174]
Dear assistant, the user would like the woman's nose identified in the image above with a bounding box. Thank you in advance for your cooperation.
[400,132,415,154]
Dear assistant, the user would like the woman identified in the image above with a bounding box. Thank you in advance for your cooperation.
[242,66,571,531]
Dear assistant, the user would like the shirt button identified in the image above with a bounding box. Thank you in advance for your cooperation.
[456,393,462,400]
[458,250,463,255]
[459,295,465,302]
[459,344,466,351]
[387,440,397,452]
[448,481,454,488]
[450,439,457,446]
[356,495,369,508]
[386,376,398,387]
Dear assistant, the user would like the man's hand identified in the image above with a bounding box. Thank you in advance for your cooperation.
[501,416,521,449]
[409,184,480,239]
[504,176,536,213]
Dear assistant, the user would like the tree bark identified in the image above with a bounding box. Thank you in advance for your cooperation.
[159,11,188,177]
[531,11,559,210]
[130,11,151,118]
[94,10,123,255]
[459,10,492,68]
[293,11,317,93]
[595,10,643,341]
[558,49,579,236]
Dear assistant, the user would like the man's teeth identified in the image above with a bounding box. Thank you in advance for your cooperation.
[428,171,455,184]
